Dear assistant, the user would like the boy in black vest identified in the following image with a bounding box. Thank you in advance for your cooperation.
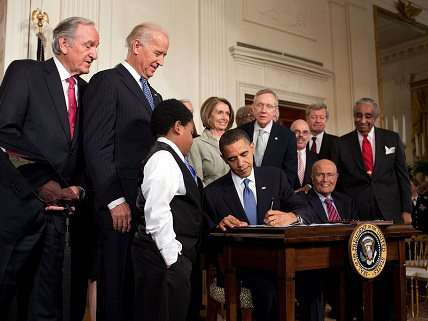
[133,99,204,321]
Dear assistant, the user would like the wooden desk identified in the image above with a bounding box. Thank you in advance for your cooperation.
[208,224,415,321]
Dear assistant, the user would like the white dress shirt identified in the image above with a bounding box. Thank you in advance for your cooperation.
[53,56,78,111]
[309,131,324,154]
[107,61,143,210]
[141,137,185,267]
[357,127,376,164]
[231,169,257,208]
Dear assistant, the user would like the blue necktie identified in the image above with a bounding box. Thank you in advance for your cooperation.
[140,77,155,110]
[184,159,197,183]
[243,178,257,225]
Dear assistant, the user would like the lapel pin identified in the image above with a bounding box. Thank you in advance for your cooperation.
[261,186,267,190]
[274,137,278,141]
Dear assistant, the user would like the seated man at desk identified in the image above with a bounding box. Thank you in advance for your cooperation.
[203,128,322,321]
[304,159,357,223]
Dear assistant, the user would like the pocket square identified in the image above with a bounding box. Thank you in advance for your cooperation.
[385,146,396,155]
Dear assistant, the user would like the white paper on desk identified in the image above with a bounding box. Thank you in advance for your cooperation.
[308,223,345,226]
[246,224,307,228]
[246,225,270,227]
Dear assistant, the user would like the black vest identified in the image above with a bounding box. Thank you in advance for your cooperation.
[136,141,203,261]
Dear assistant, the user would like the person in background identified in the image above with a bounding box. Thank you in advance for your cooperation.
[188,96,234,186]
[306,103,338,162]
[235,105,255,127]
[290,119,317,192]
[411,179,428,233]
[0,16,99,320]
[83,22,169,321]
[336,97,412,224]
[240,88,297,186]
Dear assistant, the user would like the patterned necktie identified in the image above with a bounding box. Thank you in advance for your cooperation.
[140,77,155,110]
[255,129,266,167]
[66,77,77,138]
[184,159,197,183]
[243,178,257,225]
[310,136,317,154]
[324,198,341,222]
[297,151,305,186]
[362,135,374,175]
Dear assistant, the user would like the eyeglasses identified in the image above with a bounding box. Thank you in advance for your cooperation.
[254,103,277,110]
[314,173,337,179]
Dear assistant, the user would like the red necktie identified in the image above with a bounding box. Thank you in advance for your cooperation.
[310,136,317,154]
[67,77,77,138]
[362,135,373,175]
[325,198,341,222]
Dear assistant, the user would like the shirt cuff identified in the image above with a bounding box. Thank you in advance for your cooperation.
[107,197,126,210]
[160,240,182,267]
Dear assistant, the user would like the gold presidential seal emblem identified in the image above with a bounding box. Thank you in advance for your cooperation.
[349,223,387,279]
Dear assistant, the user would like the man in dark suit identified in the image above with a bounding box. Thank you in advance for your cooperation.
[240,88,297,185]
[306,103,338,162]
[83,23,168,321]
[290,119,318,191]
[203,128,322,321]
[304,159,357,223]
[0,17,99,320]
[336,97,412,223]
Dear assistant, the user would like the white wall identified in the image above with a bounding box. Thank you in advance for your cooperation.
[2,0,427,136]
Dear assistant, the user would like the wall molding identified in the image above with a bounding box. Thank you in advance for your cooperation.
[230,45,334,81]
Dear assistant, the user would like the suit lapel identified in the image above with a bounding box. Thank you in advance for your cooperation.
[262,122,279,165]
[331,192,345,220]
[372,128,384,176]
[116,64,153,115]
[222,173,248,222]
[349,131,365,173]
[43,59,70,140]
[254,168,273,224]
[308,190,328,223]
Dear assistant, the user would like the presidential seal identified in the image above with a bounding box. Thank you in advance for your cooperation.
[349,223,387,279]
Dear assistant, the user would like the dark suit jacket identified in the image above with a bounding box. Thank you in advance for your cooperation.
[303,189,357,224]
[0,59,85,186]
[337,127,412,221]
[203,166,310,226]
[240,121,297,186]
[294,149,318,190]
[83,63,162,212]
[0,151,44,242]
[0,59,85,240]
[318,132,338,162]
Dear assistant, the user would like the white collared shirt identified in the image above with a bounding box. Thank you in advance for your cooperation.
[231,169,257,208]
[53,56,78,111]
[122,61,144,88]
[314,191,339,221]
[357,127,376,164]
[297,148,307,174]
[141,137,186,267]
[253,120,273,144]
[309,131,324,154]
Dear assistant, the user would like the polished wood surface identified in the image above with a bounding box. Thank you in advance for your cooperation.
[208,224,416,321]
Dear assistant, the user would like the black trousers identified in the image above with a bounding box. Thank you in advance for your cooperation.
[0,212,45,319]
[23,215,67,321]
[96,209,134,321]
[132,236,192,321]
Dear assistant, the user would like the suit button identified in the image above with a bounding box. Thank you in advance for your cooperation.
[10,183,21,194]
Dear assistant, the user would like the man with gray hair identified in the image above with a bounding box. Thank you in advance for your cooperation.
[0,16,99,320]
[306,103,338,162]
[336,97,412,223]
[83,22,169,321]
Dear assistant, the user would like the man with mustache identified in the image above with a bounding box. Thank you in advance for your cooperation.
[336,97,412,224]
[83,22,169,321]
[0,17,99,320]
